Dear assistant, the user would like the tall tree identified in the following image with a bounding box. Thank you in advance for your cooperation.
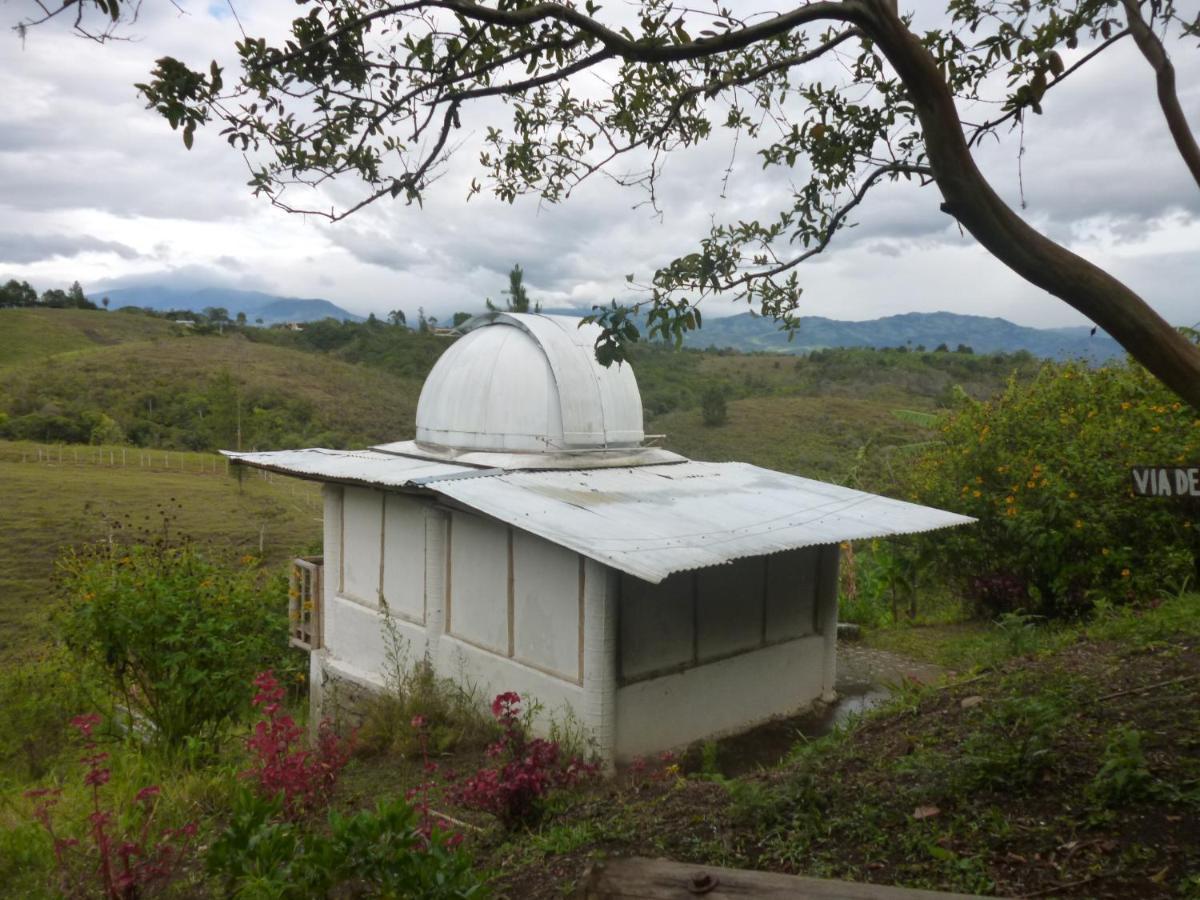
[21,0,1200,405]
[387,309,407,326]
[0,279,38,308]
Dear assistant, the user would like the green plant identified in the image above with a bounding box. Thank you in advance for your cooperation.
[208,790,485,898]
[956,693,1067,791]
[357,614,495,757]
[0,647,99,779]
[700,387,728,427]
[25,714,196,899]
[57,540,301,749]
[908,360,1200,617]
[1089,727,1157,809]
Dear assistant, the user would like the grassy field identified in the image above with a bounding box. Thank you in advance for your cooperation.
[0,331,425,449]
[651,395,934,483]
[0,309,178,368]
[0,441,322,663]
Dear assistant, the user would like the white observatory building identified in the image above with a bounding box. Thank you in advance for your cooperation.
[228,313,970,762]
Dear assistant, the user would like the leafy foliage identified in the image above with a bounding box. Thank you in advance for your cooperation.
[25,714,196,899]
[907,360,1200,616]
[57,540,301,748]
[208,790,486,899]
[244,671,353,820]
[454,693,597,827]
[700,387,728,427]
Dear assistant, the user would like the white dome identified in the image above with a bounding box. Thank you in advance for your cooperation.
[414,313,644,453]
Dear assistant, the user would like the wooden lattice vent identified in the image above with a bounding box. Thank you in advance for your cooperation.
[289,556,324,650]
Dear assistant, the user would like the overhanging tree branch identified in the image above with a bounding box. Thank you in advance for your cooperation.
[1121,0,1200,190]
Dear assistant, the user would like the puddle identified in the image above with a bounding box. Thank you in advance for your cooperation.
[682,681,894,778]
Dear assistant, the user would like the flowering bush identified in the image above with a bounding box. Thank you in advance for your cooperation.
[25,714,195,899]
[455,692,596,827]
[57,541,300,748]
[907,359,1200,616]
[243,671,353,820]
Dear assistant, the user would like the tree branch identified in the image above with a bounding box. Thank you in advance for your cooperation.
[965,28,1130,149]
[1121,0,1200,190]
[721,162,933,291]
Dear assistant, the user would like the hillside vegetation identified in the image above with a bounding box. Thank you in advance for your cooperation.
[0,327,426,450]
[0,310,1041,479]
[0,309,177,368]
[0,442,322,664]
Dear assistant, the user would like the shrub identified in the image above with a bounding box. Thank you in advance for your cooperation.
[0,647,98,779]
[700,387,728,426]
[357,614,496,757]
[208,791,485,899]
[57,541,301,748]
[907,360,1200,617]
[25,714,196,899]
[454,693,597,827]
[1089,727,1157,809]
[243,671,353,820]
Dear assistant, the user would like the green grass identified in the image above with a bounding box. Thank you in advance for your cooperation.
[0,440,322,663]
[0,309,177,368]
[652,395,934,482]
[476,594,1200,898]
[0,331,425,450]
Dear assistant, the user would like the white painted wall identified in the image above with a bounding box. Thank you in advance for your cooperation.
[317,484,840,762]
[341,487,383,607]
[512,530,581,682]
[614,635,826,760]
[446,511,510,655]
[381,493,428,622]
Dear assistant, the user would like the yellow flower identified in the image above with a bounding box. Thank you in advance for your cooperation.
[1026,480,1037,489]
[1120,569,1131,578]
[1151,425,1161,433]
[1068,491,1078,500]
[1005,495,1015,504]
[972,490,981,498]
[1120,402,1131,411]
[1006,507,1018,517]
[1074,520,1084,529]
[1101,548,1110,556]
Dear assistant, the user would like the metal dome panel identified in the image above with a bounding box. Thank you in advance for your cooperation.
[414,313,644,453]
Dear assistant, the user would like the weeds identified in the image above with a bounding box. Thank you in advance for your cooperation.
[1089,727,1157,809]
[358,615,495,757]
[25,713,196,899]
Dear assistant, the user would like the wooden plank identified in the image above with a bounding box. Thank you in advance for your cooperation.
[577,857,993,900]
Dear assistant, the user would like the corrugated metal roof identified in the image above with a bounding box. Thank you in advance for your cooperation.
[424,461,973,583]
[226,450,972,583]
[221,448,481,488]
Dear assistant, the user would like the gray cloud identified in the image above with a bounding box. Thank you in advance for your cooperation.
[0,231,141,263]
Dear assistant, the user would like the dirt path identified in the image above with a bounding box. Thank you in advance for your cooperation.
[836,642,945,692]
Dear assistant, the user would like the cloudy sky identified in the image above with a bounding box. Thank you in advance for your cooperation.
[2,0,1197,328]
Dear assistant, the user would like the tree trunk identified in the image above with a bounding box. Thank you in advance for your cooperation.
[856,0,1200,411]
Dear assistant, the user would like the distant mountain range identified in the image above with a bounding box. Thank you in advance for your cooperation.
[100,284,1125,361]
[541,307,1123,363]
[102,286,363,325]
[670,311,1126,362]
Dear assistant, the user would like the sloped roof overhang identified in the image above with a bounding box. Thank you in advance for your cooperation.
[225,448,974,584]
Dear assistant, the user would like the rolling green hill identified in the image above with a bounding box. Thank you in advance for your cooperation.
[0,308,178,367]
[0,328,426,450]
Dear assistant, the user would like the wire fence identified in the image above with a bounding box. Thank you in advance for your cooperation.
[0,441,304,491]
